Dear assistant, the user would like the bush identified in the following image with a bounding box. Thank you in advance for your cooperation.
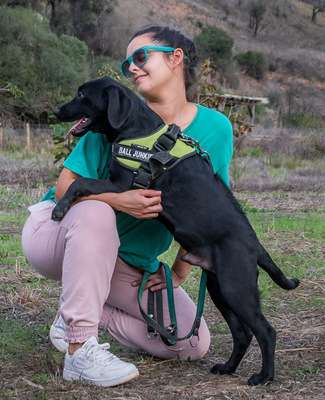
[282,113,322,130]
[234,50,267,80]
[0,6,88,122]
[194,26,234,69]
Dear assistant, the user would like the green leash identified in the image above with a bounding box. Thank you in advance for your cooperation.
[138,262,207,347]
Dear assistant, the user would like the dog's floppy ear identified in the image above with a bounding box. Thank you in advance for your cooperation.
[106,85,133,130]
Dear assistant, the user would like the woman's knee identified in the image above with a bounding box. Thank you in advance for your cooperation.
[179,319,211,361]
[68,200,118,235]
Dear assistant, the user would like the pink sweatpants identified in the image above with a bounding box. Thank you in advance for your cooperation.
[22,200,210,360]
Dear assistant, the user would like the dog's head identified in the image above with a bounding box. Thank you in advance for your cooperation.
[54,77,159,142]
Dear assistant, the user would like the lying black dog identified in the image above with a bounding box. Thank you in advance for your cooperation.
[52,77,299,386]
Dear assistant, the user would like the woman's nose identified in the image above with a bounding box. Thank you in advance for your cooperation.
[128,61,139,75]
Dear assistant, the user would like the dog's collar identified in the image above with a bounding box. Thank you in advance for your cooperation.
[111,123,211,189]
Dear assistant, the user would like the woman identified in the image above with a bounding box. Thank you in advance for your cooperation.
[22,25,233,387]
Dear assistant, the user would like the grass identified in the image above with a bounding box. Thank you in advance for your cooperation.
[0,143,324,399]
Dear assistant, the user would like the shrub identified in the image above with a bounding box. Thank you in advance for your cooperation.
[234,50,268,80]
[194,26,234,70]
[0,6,88,122]
[282,113,322,130]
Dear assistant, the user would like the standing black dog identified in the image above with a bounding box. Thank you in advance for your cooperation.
[52,77,299,386]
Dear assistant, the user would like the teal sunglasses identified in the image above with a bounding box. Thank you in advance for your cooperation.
[120,46,187,78]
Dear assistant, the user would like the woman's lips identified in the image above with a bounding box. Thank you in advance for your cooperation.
[135,74,147,83]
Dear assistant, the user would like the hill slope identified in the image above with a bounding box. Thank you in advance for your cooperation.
[107,0,325,121]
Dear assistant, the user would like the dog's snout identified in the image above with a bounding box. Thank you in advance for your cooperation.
[53,108,61,116]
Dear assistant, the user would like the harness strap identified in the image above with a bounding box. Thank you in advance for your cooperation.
[112,124,212,190]
[139,263,207,346]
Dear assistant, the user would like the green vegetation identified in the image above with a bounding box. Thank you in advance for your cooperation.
[283,112,323,130]
[234,50,268,80]
[194,26,234,69]
[0,5,88,121]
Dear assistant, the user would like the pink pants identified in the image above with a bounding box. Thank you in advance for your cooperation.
[22,200,210,360]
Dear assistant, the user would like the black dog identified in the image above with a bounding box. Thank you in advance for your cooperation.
[52,77,299,386]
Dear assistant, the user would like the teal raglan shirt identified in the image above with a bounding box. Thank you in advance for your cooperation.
[42,105,233,272]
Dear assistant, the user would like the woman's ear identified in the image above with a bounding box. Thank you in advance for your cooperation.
[169,48,185,68]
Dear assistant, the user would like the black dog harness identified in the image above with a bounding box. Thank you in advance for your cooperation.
[112,124,210,346]
[112,123,212,190]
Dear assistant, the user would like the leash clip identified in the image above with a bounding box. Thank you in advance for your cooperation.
[189,333,200,348]
[165,324,176,334]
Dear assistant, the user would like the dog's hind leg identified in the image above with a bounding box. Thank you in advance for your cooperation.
[210,248,276,385]
[207,273,253,375]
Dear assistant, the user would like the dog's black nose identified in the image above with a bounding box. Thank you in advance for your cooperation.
[53,108,60,116]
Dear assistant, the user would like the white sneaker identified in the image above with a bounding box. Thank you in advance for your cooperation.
[50,312,69,352]
[63,336,139,387]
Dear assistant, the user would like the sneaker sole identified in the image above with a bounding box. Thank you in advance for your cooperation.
[63,367,139,387]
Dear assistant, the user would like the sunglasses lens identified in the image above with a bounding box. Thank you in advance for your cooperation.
[121,61,131,78]
[133,49,146,66]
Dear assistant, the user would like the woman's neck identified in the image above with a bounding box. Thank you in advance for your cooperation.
[145,96,197,132]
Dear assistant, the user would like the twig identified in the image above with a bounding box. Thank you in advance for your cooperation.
[275,347,318,353]
[20,377,44,390]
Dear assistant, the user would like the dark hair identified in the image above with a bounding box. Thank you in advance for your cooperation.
[130,26,198,100]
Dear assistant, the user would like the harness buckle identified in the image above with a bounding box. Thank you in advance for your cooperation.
[133,170,152,189]
[153,141,166,152]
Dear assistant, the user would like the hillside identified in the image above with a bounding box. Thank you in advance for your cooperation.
[106,0,325,122]
[1,0,324,126]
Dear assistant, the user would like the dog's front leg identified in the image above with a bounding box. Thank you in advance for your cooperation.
[51,177,121,221]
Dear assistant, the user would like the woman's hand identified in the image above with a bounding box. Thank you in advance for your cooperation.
[131,248,192,291]
[55,168,162,219]
[131,263,184,292]
[111,189,162,219]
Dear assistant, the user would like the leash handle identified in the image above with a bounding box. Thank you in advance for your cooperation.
[138,265,207,345]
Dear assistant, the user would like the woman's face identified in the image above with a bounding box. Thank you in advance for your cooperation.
[125,34,175,99]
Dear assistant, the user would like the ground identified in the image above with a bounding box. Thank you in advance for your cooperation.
[0,140,324,399]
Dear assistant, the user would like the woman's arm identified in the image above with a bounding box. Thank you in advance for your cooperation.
[54,167,163,219]
[131,246,192,291]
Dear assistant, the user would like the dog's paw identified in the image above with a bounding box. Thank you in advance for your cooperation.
[51,206,65,221]
[247,372,274,386]
[211,363,235,375]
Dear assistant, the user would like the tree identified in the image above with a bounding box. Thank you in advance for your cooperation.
[5,0,116,55]
[194,26,234,70]
[48,0,116,55]
[0,5,88,122]
[248,0,267,37]
[300,0,325,23]
[234,51,268,80]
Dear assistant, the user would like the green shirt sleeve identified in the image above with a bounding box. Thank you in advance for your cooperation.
[63,132,111,180]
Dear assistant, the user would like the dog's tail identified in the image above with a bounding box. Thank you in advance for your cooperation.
[257,245,300,290]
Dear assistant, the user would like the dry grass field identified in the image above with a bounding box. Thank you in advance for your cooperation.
[0,126,324,399]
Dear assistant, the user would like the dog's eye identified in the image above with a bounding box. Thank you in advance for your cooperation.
[78,91,85,99]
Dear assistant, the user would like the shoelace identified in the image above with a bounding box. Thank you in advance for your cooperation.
[84,341,117,364]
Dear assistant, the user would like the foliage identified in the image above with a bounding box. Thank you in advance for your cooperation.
[48,0,116,50]
[300,0,325,22]
[282,112,323,130]
[248,0,267,37]
[198,59,253,145]
[0,5,88,122]
[0,82,25,98]
[194,26,234,70]
[50,63,123,165]
[98,65,122,81]
[234,51,268,80]
[50,122,80,167]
